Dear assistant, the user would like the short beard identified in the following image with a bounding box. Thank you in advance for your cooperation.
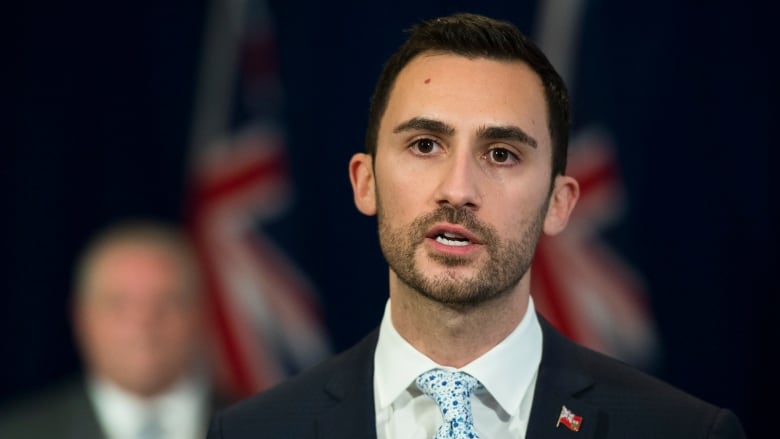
[377,202,547,307]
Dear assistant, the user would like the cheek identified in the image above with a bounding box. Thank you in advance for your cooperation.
[151,306,200,339]
[81,315,122,359]
[375,164,430,220]
[163,314,199,342]
[493,189,549,230]
[86,310,120,335]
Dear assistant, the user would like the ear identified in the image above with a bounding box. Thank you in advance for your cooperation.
[349,153,377,216]
[543,175,580,236]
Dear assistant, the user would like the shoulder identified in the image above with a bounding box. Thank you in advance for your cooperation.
[0,378,98,437]
[208,330,378,438]
[545,321,707,405]
[538,318,745,437]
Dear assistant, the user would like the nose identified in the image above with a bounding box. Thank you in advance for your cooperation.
[433,150,482,210]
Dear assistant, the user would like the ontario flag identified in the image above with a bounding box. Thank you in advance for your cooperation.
[557,405,583,432]
[186,0,330,399]
[531,1,659,367]
[532,131,659,366]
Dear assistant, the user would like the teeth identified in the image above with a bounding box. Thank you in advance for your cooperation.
[436,235,470,246]
[443,232,463,239]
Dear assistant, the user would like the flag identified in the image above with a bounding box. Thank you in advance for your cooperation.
[531,132,659,366]
[186,0,330,399]
[532,0,659,367]
[557,405,583,431]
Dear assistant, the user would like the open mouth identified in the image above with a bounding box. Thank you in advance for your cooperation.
[426,224,482,248]
[435,231,471,247]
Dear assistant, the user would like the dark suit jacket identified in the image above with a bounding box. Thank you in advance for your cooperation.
[0,379,107,439]
[207,317,746,438]
[0,377,230,439]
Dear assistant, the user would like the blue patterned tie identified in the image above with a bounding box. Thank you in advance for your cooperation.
[416,369,482,439]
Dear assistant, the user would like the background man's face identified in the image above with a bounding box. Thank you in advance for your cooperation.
[76,241,204,397]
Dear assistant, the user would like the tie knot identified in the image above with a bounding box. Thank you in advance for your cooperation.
[416,369,482,438]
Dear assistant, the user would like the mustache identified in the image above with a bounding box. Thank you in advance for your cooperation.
[410,205,496,243]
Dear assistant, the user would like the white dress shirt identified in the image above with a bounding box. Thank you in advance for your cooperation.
[374,297,543,439]
[87,373,210,439]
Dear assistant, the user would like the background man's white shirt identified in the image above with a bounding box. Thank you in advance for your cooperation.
[88,374,209,439]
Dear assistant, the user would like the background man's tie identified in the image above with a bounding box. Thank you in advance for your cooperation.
[137,410,164,439]
[416,369,482,439]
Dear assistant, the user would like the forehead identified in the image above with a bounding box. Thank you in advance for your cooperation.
[381,53,550,146]
[83,241,186,292]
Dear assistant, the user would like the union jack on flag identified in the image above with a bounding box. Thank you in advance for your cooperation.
[532,131,659,367]
[186,0,330,399]
[557,405,583,431]
[532,0,660,369]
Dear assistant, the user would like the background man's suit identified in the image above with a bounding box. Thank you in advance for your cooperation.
[0,380,106,438]
[208,317,745,438]
[0,379,228,439]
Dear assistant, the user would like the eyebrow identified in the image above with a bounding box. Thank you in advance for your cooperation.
[392,117,455,136]
[392,117,537,149]
[477,125,538,148]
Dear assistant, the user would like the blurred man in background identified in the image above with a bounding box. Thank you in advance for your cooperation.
[0,220,223,438]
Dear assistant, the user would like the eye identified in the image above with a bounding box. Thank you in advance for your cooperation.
[410,138,441,155]
[485,147,519,165]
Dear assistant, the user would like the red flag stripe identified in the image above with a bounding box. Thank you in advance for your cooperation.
[192,149,287,209]
[532,238,577,339]
[572,154,618,197]
[190,221,256,397]
[245,233,325,327]
[214,233,284,393]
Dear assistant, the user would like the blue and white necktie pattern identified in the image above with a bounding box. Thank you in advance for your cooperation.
[416,369,482,439]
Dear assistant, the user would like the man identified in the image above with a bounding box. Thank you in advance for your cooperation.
[0,220,224,438]
[207,13,745,438]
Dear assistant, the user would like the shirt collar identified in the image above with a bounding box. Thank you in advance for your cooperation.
[88,372,209,438]
[373,297,542,416]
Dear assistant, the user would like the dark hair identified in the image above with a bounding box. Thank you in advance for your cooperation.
[365,13,570,176]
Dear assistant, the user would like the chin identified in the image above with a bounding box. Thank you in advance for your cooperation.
[121,374,176,398]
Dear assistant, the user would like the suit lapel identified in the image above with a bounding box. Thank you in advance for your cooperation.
[315,330,379,439]
[526,317,601,439]
[65,381,109,439]
[310,319,606,438]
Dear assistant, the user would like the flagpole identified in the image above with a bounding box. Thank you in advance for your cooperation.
[188,0,247,166]
[534,0,586,95]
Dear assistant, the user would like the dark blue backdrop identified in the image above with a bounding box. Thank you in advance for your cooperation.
[2,1,770,436]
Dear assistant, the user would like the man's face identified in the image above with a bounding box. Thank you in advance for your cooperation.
[353,53,573,306]
[75,242,204,397]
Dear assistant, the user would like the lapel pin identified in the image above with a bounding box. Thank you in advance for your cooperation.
[557,405,583,432]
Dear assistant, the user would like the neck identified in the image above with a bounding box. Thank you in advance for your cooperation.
[389,272,530,368]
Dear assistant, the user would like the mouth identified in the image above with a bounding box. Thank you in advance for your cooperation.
[426,224,483,247]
